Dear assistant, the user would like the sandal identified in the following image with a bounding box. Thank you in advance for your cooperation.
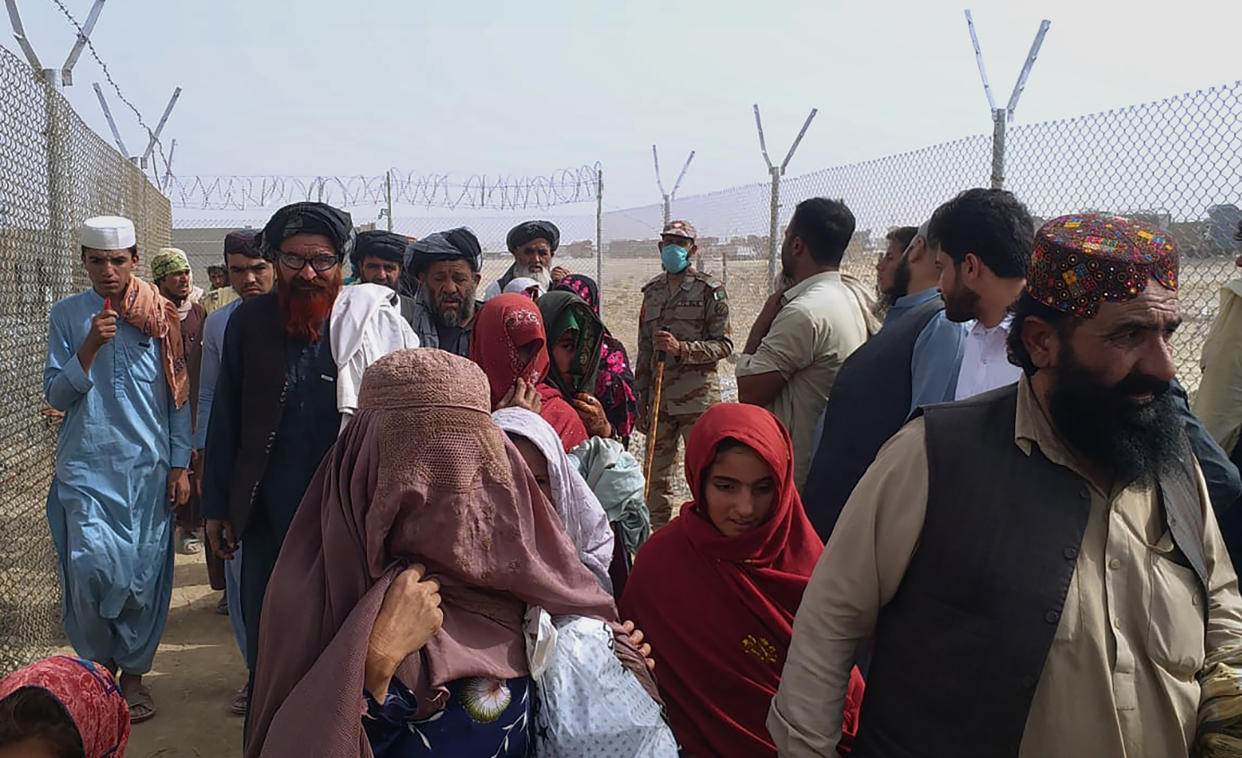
[125,683,157,723]
[229,683,249,716]
[175,528,203,555]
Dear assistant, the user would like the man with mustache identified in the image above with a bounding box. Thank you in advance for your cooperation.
[876,225,918,308]
[44,216,191,723]
[772,214,1242,757]
[351,229,417,325]
[192,229,274,716]
[202,202,415,700]
[484,220,568,300]
[404,227,484,356]
[931,187,1033,400]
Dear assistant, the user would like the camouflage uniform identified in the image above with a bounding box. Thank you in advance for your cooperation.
[637,222,733,528]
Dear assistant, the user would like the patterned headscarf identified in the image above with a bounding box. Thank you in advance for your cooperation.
[537,291,604,399]
[1027,213,1179,318]
[0,656,130,758]
[550,275,639,441]
[151,247,191,280]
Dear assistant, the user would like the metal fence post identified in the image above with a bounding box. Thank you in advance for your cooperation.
[595,167,604,320]
[767,166,781,289]
[965,10,1050,192]
[990,108,1007,189]
[385,170,394,232]
[753,104,817,293]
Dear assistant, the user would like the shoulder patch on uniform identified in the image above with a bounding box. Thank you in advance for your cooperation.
[713,288,727,301]
[641,274,665,292]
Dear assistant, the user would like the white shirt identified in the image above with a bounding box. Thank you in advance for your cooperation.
[954,314,1021,400]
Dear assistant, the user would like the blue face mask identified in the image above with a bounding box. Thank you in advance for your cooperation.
[661,243,690,274]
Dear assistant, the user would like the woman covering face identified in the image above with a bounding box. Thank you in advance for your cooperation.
[619,403,864,758]
[493,406,615,595]
[245,349,650,758]
[469,294,588,451]
[548,275,639,445]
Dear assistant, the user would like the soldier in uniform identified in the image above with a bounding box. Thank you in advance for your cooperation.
[636,219,733,529]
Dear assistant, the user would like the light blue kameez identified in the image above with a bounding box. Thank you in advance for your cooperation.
[43,287,191,674]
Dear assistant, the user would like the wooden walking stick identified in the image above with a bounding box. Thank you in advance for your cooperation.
[642,351,668,503]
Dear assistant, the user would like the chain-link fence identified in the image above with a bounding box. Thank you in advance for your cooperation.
[172,81,1241,404]
[0,44,171,672]
[597,82,1242,397]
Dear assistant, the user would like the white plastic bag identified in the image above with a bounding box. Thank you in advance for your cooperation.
[527,613,678,757]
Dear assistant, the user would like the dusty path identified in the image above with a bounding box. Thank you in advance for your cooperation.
[62,553,248,757]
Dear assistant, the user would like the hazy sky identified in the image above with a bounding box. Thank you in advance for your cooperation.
[6,0,1241,212]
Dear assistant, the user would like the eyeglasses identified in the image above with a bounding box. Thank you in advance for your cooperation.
[278,251,338,273]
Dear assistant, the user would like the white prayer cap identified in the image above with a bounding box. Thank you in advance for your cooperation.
[80,216,136,250]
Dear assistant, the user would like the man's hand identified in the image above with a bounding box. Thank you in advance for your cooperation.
[743,289,787,355]
[498,378,543,413]
[653,330,681,355]
[167,468,190,511]
[365,564,444,696]
[620,619,656,671]
[87,306,119,350]
[205,519,237,560]
[571,393,612,438]
[550,266,570,284]
[77,306,119,373]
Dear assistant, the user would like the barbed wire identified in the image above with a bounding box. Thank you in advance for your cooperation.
[166,164,604,211]
[46,0,170,180]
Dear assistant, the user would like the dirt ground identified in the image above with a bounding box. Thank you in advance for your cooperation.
[57,553,247,757]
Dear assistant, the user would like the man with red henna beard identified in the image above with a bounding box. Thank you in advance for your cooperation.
[202,202,410,712]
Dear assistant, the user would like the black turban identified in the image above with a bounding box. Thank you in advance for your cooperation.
[352,230,409,266]
[401,227,482,295]
[506,220,560,253]
[223,229,261,261]
[257,202,355,262]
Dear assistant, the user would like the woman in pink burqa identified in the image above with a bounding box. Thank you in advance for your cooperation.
[244,348,655,757]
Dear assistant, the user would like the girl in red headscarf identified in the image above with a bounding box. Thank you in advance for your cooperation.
[469,294,588,451]
[620,404,864,757]
[0,655,131,758]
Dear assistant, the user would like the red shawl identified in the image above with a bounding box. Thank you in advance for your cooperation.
[620,404,863,757]
[0,655,130,758]
[470,294,587,451]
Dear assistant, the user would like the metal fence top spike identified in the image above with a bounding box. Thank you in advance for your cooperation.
[753,104,818,176]
[964,9,1051,121]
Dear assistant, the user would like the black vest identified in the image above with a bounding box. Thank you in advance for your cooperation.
[223,294,337,535]
[803,294,946,539]
[852,385,1208,757]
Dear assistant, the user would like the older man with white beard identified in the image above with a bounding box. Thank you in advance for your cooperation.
[483,220,568,300]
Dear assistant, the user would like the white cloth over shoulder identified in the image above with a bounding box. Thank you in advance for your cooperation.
[527,613,678,757]
[331,283,419,431]
[492,408,614,594]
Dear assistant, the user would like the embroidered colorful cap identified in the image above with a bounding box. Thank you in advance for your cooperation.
[151,248,192,280]
[1026,213,1179,319]
[661,219,697,241]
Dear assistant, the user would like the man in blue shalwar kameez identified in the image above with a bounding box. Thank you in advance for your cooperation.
[43,215,191,724]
